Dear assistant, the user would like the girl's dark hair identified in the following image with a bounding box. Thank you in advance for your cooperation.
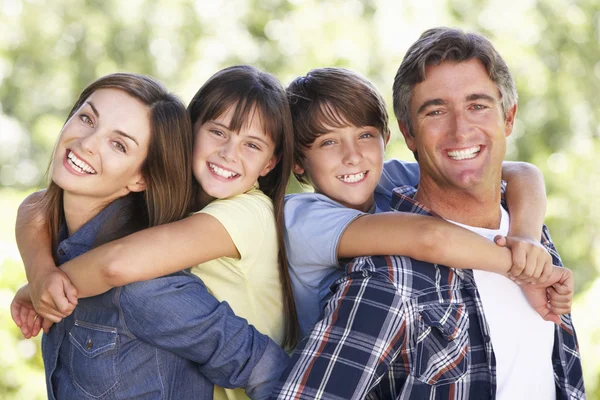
[188,65,298,348]
[39,72,193,260]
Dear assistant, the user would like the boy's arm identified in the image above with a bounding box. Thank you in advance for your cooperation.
[500,161,552,282]
[339,161,552,281]
[16,191,77,321]
[59,211,239,297]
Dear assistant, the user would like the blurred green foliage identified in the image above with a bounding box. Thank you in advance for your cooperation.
[1,0,598,398]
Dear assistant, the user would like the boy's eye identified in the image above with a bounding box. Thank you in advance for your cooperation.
[320,139,335,147]
[359,132,374,139]
[80,114,94,127]
[112,141,127,153]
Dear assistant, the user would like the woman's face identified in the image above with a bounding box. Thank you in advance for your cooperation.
[51,88,151,205]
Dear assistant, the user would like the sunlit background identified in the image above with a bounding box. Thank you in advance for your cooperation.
[1,0,598,398]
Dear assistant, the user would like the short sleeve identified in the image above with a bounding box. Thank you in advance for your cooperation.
[374,159,420,211]
[284,193,364,274]
[198,189,274,261]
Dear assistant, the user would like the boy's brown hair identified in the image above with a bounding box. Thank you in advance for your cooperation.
[286,67,390,184]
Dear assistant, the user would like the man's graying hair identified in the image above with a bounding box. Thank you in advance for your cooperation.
[392,27,518,136]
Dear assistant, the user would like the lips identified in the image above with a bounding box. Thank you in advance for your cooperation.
[337,171,367,183]
[208,162,240,179]
[66,150,97,174]
[447,145,481,160]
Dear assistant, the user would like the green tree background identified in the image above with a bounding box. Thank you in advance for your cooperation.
[1,0,598,398]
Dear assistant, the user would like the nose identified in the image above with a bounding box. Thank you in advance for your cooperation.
[451,110,470,140]
[79,132,100,155]
[342,141,363,166]
[218,138,238,162]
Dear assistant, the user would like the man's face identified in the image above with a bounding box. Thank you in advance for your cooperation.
[401,59,516,195]
[294,124,386,212]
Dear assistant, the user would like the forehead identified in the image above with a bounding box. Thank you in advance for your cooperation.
[84,89,151,138]
[412,59,500,105]
[198,104,273,141]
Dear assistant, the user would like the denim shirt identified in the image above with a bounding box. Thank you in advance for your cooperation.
[42,199,289,399]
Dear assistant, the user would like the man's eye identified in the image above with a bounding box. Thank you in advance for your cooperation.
[427,110,442,116]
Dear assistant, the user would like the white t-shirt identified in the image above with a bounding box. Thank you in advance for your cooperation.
[449,208,556,400]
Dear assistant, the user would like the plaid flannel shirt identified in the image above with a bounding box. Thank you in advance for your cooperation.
[272,185,585,400]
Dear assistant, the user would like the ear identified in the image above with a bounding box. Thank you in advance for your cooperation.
[504,104,517,138]
[292,162,305,175]
[259,154,279,177]
[398,120,416,152]
[126,174,147,193]
[384,129,391,147]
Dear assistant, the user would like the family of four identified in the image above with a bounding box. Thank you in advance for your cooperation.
[11,27,584,399]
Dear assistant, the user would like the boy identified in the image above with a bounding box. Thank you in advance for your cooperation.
[284,67,554,338]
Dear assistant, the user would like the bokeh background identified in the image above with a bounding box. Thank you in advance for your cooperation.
[1,0,599,398]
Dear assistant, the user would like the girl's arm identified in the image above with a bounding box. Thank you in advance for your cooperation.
[59,212,239,297]
[338,161,552,280]
[16,191,77,321]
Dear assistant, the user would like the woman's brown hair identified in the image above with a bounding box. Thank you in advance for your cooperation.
[38,72,193,260]
[188,65,298,348]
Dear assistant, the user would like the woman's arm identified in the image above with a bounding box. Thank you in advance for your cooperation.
[338,162,551,279]
[59,212,238,297]
[16,191,77,321]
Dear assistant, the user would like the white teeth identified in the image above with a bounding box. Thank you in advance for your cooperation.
[67,151,96,174]
[447,146,481,160]
[337,171,366,183]
[208,163,239,179]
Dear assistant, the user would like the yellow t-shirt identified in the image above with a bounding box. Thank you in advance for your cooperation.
[191,187,284,400]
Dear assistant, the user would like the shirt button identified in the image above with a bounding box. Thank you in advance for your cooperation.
[86,339,93,350]
[58,248,65,255]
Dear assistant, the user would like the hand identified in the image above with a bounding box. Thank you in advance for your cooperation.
[494,235,553,284]
[30,268,78,322]
[520,266,574,325]
[11,285,44,338]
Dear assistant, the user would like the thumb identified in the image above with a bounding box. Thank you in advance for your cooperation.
[494,235,507,247]
[64,282,78,306]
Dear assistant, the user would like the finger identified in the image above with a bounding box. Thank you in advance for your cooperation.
[65,284,78,306]
[42,319,55,334]
[510,250,527,278]
[31,315,43,337]
[10,301,23,327]
[537,261,554,285]
[543,312,561,325]
[494,235,507,247]
[552,281,573,296]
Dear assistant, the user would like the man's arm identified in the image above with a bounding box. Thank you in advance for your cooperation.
[272,269,406,399]
[119,273,289,399]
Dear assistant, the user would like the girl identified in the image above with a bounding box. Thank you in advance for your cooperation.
[14,66,296,400]
[11,72,289,399]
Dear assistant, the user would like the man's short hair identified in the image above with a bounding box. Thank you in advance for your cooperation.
[287,67,390,184]
[393,27,518,138]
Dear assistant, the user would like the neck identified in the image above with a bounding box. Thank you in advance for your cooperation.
[414,179,502,229]
[62,193,108,235]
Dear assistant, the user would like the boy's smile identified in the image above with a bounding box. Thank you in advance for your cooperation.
[294,124,385,212]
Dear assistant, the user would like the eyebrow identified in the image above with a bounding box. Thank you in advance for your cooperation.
[416,98,446,116]
[466,93,497,103]
[210,121,270,146]
[85,101,139,146]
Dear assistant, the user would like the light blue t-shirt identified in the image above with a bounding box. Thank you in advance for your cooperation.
[284,159,420,338]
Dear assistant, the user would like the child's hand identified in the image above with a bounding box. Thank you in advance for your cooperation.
[30,268,78,322]
[11,285,44,338]
[494,235,553,284]
[520,266,574,325]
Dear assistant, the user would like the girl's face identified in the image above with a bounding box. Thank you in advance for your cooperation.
[192,106,277,200]
[51,88,151,205]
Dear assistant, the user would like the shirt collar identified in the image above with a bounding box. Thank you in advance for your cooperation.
[56,198,128,265]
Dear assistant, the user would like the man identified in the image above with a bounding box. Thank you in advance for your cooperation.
[273,27,585,399]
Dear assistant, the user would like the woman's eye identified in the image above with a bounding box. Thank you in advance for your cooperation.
[112,141,126,153]
[81,114,94,127]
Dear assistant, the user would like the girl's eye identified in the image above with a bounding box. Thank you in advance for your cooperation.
[210,129,225,137]
[81,114,94,127]
[247,142,261,150]
[112,141,127,153]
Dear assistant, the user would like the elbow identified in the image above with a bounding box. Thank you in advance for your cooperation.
[101,244,131,288]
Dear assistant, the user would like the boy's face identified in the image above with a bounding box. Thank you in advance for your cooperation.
[294,124,386,212]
